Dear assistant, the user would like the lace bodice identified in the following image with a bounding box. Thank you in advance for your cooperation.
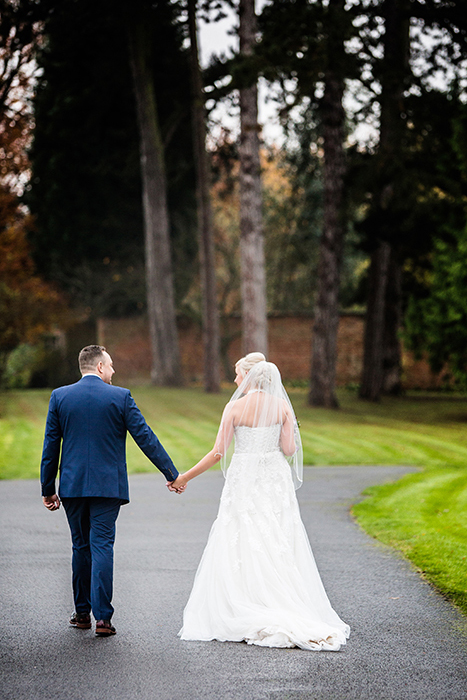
[234,424,282,454]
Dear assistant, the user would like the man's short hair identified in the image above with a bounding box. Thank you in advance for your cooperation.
[78,345,107,373]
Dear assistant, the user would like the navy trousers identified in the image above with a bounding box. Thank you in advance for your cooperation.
[61,497,122,621]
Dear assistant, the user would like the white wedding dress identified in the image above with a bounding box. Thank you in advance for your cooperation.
[179,425,350,651]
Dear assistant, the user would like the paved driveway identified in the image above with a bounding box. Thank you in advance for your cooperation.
[1,467,466,699]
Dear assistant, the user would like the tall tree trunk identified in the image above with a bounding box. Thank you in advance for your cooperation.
[360,240,391,400]
[382,251,402,394]
[360,0,409,400]
[239,0,268,356]
[187,0,220,392]
[128,8,181,386]
[309,0,346,408]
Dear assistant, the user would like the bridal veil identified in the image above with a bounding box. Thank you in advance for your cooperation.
[216,361,303,489]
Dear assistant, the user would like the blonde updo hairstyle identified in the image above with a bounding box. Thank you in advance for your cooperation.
[248,360,281,393]
[235,352,266,379]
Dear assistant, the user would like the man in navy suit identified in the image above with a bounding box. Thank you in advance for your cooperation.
[40,345,181,636]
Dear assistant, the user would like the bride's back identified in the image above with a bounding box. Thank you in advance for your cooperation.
[230,391,287,429]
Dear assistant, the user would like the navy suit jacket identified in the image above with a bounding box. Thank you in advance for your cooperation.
[40,374,178,503]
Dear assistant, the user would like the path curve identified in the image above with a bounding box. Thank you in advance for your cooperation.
[1,467,466,700]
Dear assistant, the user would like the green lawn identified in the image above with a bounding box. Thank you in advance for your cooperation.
[353,469,467,614]
[1,386,466,613]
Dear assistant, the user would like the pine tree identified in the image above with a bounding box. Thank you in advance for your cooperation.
[239,0,268,356]
[188,0,221,392]
[128,0,181,385]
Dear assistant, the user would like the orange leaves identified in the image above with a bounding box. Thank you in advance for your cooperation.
[0,212,64,353]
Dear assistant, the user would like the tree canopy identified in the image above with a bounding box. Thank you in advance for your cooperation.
[3,0,467,389]
[26,0,197,317]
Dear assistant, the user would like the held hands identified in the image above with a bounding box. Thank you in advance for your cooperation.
[167,475,187,494]
[43,494,60,511]
[167,448,218,493]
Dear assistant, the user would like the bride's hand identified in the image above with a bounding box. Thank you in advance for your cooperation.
[167,475,187,494]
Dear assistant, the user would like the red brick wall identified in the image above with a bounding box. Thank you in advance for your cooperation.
[97,314,443,389]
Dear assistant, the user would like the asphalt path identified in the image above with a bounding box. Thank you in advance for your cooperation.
[1,466,467,700]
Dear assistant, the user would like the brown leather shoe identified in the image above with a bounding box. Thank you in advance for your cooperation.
[95,620,116,636]
[69,612,92,629]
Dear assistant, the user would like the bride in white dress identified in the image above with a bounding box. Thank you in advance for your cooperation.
[170,353,350,651]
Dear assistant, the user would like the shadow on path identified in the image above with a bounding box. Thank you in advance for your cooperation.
[1,466,466,700]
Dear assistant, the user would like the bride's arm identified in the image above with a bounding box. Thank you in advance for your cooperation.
[170,447,222,490]
[280,404,297,456]
[169,407,235,491]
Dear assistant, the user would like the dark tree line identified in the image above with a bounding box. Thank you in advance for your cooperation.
[25,0,200,385]
[4,0,467,393]
[255,0,467,402]
[356,0,467,399]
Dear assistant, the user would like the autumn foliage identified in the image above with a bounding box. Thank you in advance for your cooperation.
[0,210,63,353]
[0,2,64,383]
[0,121,64,381]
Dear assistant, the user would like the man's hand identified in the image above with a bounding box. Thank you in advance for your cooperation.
[43,494,60,511]
[167,476,187,494]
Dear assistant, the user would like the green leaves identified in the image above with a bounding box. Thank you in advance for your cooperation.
[405,225,467,386]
